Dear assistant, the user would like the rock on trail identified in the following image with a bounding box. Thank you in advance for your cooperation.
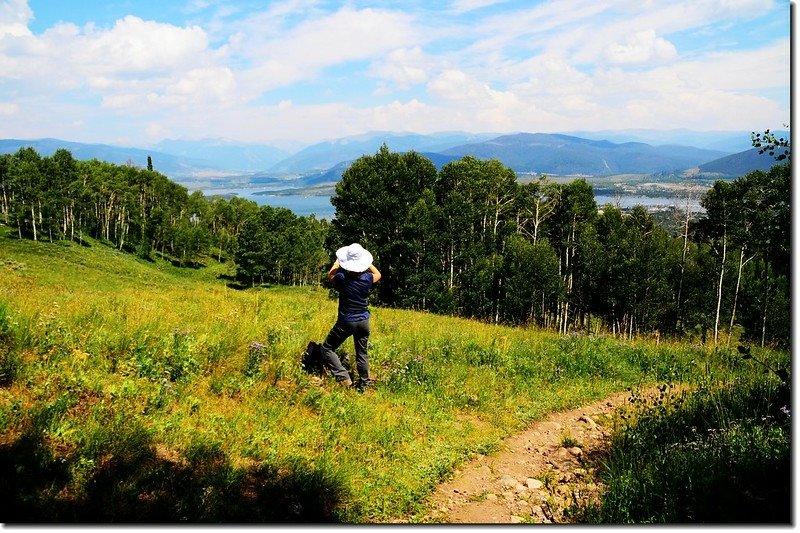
[416,391,633,524]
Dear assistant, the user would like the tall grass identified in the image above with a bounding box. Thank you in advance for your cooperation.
[0,226,786,523]
[574,348,791,524]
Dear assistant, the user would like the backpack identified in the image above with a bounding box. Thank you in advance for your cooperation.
[301,341,327,376]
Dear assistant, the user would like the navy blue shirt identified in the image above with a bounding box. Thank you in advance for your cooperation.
[333,271,374,322]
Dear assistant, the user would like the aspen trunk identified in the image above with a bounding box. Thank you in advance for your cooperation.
[713,231,727,346]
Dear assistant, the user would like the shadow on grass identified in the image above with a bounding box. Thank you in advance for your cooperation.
[217,273,249,290]
[0,426,349,523]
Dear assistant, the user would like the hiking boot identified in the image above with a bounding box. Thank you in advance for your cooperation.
[355,378,375,392]
[338,377,353,387]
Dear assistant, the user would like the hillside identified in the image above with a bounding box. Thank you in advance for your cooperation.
[154,138,290,172]
[0,138,225,179]
[441,133,728,176]
[268,131,496,173]
[696,147,780,176]
[0,131,779,191]
[0,228,718,522]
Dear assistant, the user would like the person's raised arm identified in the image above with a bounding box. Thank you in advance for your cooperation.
[368,264,381,283]
[327,259,341,283]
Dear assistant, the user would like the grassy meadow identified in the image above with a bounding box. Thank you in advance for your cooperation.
[0,226,789,523]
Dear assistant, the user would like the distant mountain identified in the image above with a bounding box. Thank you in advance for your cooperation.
[154,138,289,172]
[440,133,728,176]
[268,131,497,173]
[564,129,758,153]
[250,151,461,189]
[0,138,223,179]
[696,147,781,176]
[1,131,783,187]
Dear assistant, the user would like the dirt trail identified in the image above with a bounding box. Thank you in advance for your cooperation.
[415,390,634,524]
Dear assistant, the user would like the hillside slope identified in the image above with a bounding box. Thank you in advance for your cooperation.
[441,133,728,175]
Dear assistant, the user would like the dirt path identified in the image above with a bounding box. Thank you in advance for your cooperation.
[415,390,634,524]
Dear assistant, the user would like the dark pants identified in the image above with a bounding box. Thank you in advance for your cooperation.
[321,318,370,382]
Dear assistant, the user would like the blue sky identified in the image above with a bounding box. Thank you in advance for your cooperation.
[0,0,791,149]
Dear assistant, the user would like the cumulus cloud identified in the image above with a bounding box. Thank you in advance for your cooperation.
[369,47,430,90]
[605,29,677,65]
[0,0,31,37]
[0,0,787,145]
[74,16,208,73]
[0,9,236,116]
[236,6,422,99]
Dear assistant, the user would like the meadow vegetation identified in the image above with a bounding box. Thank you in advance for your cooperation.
[574,361,790,524]
[0,225,789,523]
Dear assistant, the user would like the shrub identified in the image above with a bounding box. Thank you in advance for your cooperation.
[579,374,790,524]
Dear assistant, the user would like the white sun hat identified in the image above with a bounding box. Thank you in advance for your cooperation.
[336,243,373,272]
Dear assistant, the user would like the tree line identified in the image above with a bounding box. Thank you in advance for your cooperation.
[330,145,789,347]
[0,147,328,286]
[0,144,790,347]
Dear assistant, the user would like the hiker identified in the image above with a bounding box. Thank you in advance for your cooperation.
[320,243,381,388]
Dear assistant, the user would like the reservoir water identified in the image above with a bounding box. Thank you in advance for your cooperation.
[199,188,336,219]
[197,189,701,220]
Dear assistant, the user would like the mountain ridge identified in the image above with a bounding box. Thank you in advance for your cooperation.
[0,129,782,185]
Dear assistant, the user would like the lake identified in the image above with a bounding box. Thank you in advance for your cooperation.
[594,195,703,212]
[197,189,702,220]
[199,188,337,219]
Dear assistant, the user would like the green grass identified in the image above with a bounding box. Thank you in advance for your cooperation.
[573,368,791,524]
[0,226,786,523]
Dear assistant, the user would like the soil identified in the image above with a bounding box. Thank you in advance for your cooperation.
[412,390,635,524]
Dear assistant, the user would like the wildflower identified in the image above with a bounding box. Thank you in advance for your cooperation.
[780,405,790,417]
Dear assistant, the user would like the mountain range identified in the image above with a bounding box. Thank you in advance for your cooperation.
[0,130,786,189]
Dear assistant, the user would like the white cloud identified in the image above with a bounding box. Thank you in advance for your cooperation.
[0,102,17,115]
[605,29,677,65]
[234,6,422,99]
[369,47,430,90]
[0,0,32,37]
[448,0,506,14]
[508,55,594,96]
[146,122,168,139]
[72,16,208,74]
[0,0,787,146]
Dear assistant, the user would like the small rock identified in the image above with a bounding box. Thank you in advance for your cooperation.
[531,505,545,518]
[569,446,583,458]
[579,414,598,428]
[478,465,492,476]
[526,478,544,490]
[502,490,515,500]
[486,493,498,501]
[511,515,524,524]
[499,474,518,488]
[555,448,574,461]
[515,483,527,492]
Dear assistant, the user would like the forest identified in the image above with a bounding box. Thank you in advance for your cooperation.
[0,143,790,347]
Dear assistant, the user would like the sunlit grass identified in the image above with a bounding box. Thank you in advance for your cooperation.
[575,368,790,524]
[0,226,780,523]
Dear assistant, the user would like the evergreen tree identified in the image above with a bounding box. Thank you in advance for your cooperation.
[331,144,438,306]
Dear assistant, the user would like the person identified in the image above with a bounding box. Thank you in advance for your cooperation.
[320,243,381,389]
